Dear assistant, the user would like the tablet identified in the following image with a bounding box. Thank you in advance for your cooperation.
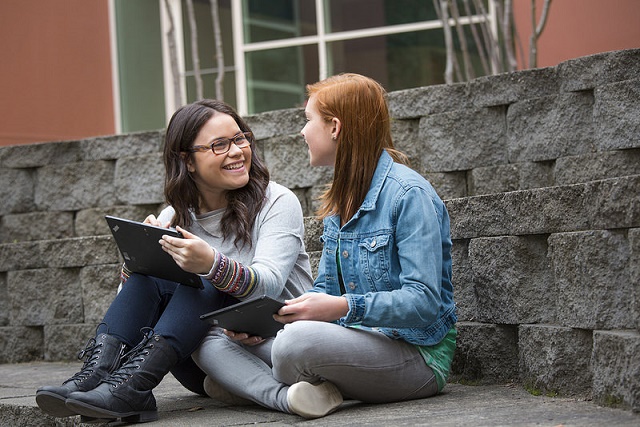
[105,215,203,288]
[200,295,286,337]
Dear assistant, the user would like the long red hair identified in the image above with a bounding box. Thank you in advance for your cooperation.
[308,73,408,223]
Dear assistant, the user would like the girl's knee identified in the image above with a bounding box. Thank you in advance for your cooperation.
[192,329,228,363]
[273,321,315,357]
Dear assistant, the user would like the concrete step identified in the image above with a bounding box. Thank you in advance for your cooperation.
[1,362,637,426]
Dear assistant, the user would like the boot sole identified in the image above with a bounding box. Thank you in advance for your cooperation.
[35,391,77,417]
[65,398,158,423]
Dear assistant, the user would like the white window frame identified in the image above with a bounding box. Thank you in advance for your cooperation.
[159,0,187,124]
[153,0,496,118]
[231,0,494,116]
[108,0,122,133]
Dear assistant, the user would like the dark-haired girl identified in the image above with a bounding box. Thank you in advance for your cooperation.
[36,99,313,423]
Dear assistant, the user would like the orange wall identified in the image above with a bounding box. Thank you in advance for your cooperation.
[0,0,115,146]
[514,0,640,68]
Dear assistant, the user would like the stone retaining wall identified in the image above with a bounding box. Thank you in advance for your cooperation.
[1,49,638,412]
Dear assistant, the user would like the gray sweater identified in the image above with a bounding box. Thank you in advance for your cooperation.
[157,181,313,301]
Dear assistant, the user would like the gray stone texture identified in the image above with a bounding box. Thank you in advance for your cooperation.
[0,140,83,168]
[0,167,34,215]
[3,237,119,271]
[8,268,83,326]
[0,326,42,363]
[0,49,639,412]
[424,171,468,200]
[470,235,554,324]
[0,211,74,244]
[507,91,596,163]
[591,330,640,412]
[518,324,593,396]
[78,131,163,161]
[261,134,333,190]
[594,79,640,151]
[75,204,163,237]
[583,175,640,231]
[303,217,323,252]
[468,66,560,107]
[468,161,554,195]
[630,228,640,332]
[35,160,117,211]
[387,83,472,118]
[80,264,121,324]
[420,106,507,171]
[450,239,475,322]
[390,118,421,169]
[44,323,97,362]
[450,322,519,384]
[114,154,165,204]
[555,149,640,186]
[244,108,306,140]
[0,273,7,326]
[550,230,634,330]
[557,49,640,91]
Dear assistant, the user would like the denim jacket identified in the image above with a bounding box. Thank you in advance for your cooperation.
[311,150,457,346]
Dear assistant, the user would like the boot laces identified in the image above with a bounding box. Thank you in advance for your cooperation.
[63,337,102,384]
[102,327,155,387]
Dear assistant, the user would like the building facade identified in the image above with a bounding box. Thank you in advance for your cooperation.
[1,0,639,147]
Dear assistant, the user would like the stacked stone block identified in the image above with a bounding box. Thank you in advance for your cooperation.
[0,49,638,412]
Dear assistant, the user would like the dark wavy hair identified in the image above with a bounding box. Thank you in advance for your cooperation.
[163,99,270,248]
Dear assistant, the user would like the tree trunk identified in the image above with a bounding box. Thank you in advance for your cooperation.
[529,0,553,68]
[210,0,225,100]
[162,0,182,111]
[503,0,517,71]
[450,0,475,81]
[186,0,203,99]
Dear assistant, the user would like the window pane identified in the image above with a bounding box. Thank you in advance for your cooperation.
[115,0,165,132]
[183,0,233,71]
[328,28,484,91]
[326,0,485,33]
[327,0,438,33]
[183,0,235,105]
[185,72,237,107]
[246,44,318,114]
[244,0,316,43]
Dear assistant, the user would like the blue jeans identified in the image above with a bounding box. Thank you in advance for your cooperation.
[97,273,237,395]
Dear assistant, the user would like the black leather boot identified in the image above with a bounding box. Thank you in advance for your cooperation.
[35,331,127,418]
[65,328,179,423]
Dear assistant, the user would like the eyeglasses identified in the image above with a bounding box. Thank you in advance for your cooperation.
[187,131,252,155]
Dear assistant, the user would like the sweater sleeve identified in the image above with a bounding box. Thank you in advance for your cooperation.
[202,183,309,300]
[201,248,260,298]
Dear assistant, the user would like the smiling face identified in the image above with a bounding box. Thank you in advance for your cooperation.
[187,112,252,211]
[301,95,339,167]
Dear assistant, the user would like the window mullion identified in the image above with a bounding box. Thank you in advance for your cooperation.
[231,0,248,115]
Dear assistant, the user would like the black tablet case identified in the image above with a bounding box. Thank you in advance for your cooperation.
[200,295,285,337]
[105,215,203,288]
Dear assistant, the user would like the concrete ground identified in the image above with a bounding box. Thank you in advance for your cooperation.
[1,362,638,426]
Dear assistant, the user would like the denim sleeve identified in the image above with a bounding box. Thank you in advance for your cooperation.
[308,236,328,294]
[350,186,445,328]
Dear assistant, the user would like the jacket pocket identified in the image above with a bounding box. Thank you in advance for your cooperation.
[359,234,391,283]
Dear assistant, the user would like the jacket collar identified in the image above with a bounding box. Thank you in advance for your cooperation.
[360,150,393,212]
[329,150,393,229]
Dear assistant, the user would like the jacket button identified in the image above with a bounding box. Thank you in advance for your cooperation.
[348,282,356,290]
[371,239,376,247]
[342,250,349,258]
